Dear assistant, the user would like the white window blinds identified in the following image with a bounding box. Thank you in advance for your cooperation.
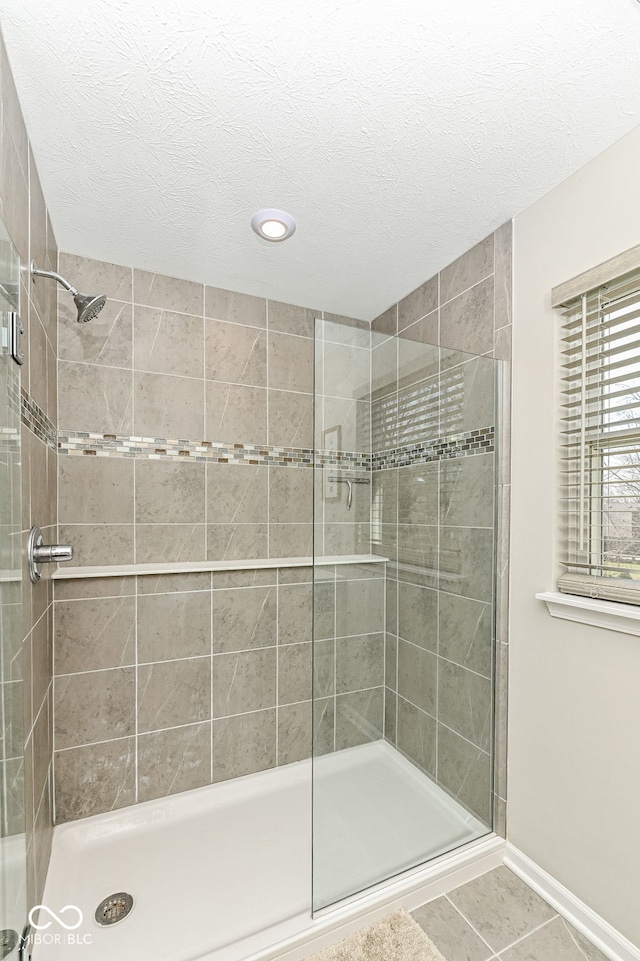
[560,267,640,602]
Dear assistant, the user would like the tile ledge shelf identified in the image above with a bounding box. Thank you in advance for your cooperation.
[537,591,640,637]
[52,554,389,580]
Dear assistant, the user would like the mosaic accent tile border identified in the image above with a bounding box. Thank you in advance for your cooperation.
[57,430,370,470]
[21,388,56,449]
[56,426,494,470]
[371,426,495,471]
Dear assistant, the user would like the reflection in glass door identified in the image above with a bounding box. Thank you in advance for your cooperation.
[0,222,25,958]
[312,318,499,912]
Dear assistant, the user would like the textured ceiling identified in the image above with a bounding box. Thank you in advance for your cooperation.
[1,0,640,319]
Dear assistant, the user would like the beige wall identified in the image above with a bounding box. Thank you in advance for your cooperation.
[510,123,640,946]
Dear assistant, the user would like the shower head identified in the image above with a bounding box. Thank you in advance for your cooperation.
[30,261,107,323]
[74,291,107,324]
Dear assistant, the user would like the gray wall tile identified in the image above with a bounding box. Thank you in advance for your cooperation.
[396,697,436,776]
[397,640,437,715]
[58,362,133,433]
[440,235,494,305]
[439,527,494,602]
[269,467,312,524]
[336,579,384,637]
[269,523,313,558]
[438,660,492,750]
[133,269,203,316]
[268,300,318,337]
[268,331,313,393]
[213,648,276,717]
[59,455,134,525]
[267,389,313,447]
[54,739,136,823]
[135,459,205,524]
[398,581,437,650]
[137,591,212,662]
[59,252,132,302]
[134,306,203,379]
[278,701,312,764]
[437,723,492,824]
[55,668,135,749]
[440,277,494,356]
[213,709,276,781]
[59,300,132,368]
[398,276,438,331]
[207,524,268,562]
[135,371,204,439]
[213,586,276,653]
[278,643,312,705]
[336,633,384,694]
[278,583,312,645]
[55,597,135,674]
[439,594,492,677]
[205,286,266,328]
[205,318,266,387]
[440,453,494,529]
[135,524,206,564]
[335,688,384,750]
[205,381,267,444]
[206,463,268,525]
[138,658,211,732]
[137,722,211,803]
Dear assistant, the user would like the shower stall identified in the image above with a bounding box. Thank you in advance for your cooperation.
[31,312,501,961]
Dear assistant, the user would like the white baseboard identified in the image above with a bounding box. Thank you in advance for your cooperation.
[504,844,640,961]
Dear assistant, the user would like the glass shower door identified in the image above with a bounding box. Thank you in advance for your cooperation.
[312,317,499,912]
[0,221,25,959]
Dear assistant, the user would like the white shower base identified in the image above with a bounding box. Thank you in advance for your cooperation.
[37,741,489,961]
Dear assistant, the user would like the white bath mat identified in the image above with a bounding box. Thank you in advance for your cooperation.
[307,909,447,961]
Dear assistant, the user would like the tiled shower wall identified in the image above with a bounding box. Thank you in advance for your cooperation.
[53,560,385,821]
[53,255,384,820]
[53,232,510,825]
[0,34,59,905]
[371,225,512,830]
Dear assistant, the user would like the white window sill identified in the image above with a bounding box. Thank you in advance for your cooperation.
[536,592,640,637]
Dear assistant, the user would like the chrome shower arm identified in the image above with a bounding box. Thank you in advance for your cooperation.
[30,261,78,296]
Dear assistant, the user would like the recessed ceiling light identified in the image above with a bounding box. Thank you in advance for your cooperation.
[251,209,296,243]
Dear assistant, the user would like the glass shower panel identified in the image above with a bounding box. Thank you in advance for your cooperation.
[0,221,25,958]
[312,318,499,913]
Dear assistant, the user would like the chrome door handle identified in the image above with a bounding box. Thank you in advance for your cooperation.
[27,526,74,583]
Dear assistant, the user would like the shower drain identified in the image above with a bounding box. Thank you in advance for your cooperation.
[95,893,134,926]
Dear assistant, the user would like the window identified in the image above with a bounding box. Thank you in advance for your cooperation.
[559,267,640,603]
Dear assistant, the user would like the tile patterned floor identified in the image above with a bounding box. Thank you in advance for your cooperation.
[411,866,609,960]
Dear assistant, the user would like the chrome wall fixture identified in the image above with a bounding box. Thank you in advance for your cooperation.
[27,526,74,583]
[327,475,370,511]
